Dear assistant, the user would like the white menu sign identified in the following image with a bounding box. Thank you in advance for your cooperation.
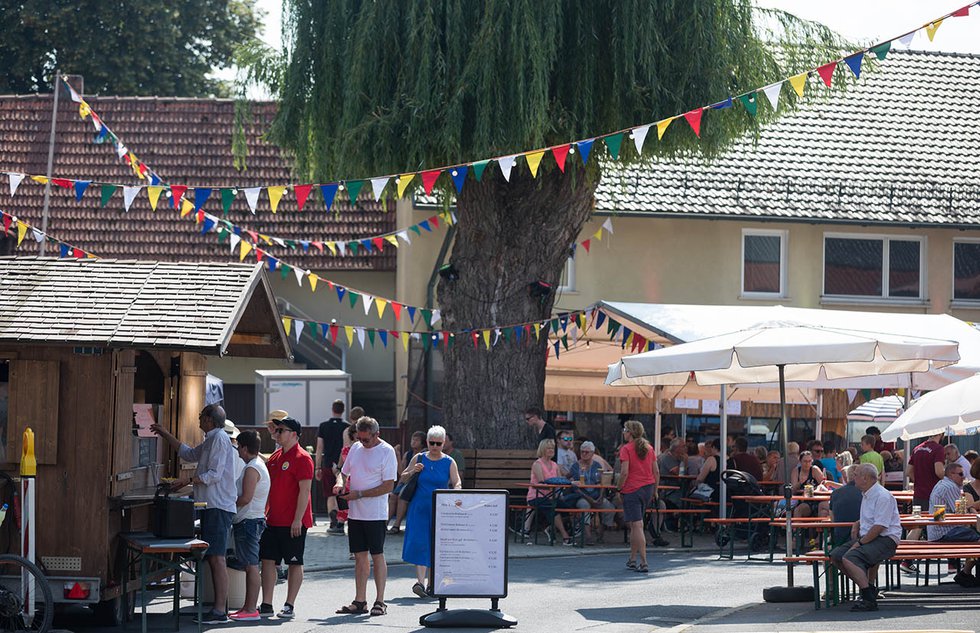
[431,490,508,598]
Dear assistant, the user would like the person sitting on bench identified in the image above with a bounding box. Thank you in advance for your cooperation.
[927,462,979,588]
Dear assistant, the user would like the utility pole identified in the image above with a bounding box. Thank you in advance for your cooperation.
[39,72,61,256]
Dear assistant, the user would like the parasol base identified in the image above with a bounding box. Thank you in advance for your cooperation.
[763,585,813,603]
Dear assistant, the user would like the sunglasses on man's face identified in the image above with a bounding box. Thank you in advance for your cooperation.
[428,441,443,446]
[561,436,573,441]
[273,427,294,435]
[357,434,375,443]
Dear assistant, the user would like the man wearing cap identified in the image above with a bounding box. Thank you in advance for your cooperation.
[224,420,245,481]
[265,410,290,448]
[258,417,314,620]
[151,404,237,624]
[316,400,350,533]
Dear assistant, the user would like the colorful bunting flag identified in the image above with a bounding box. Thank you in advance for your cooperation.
[816,61,836,88]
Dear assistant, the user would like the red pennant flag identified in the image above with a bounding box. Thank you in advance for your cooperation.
[294,184,313,210]
[952,6,970,16]
[472,332,479,348]
[72,248,84,258]
[683,109,703,137]
[581,239,591,253]
[431,214,440,229]
[170,185,187,208]
[246,230,258,243]
[372,237,384,251]
[195,210,205,223]
[312,241,323,252]
[51,178,73,189]
[552,145,570,172]
[392,302,403,320]
[421,170,441,195]
[816,61,836,87]
[3,214,11,235]
[255,249,265,262]
[329,324,339,344]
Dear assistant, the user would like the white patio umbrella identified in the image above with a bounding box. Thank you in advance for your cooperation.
[881,373,980,442]
[847,395,907,423]
[606,320,959,600]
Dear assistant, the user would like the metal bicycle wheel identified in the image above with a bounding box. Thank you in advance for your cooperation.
[0,555,53,633]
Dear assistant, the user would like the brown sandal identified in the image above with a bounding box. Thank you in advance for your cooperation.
[369,600,387,616]
[336,600,368,614]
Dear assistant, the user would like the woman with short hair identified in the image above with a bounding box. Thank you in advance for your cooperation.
[619,420,656,573]
[524,439,572,545]
[228,431,270,622]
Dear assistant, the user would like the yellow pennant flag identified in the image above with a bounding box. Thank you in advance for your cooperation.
[482,330,491,349]
[31,175,49,185]
[325,242,337,256]
[525,151,545,177]
[79,102,91,118]
[344,326,355,347]
[282,318,292,336]
[625,332,634,349]
[267,186,286,213]
[656,118,674,140]
[533,323,542,340]
[384,235,399,248]
[16,222,27,246]
[926,19,943,41]
[396,174,415,198]
[593,228,603,241]
[308,274,318,292]
[239,240,252,261]
[260,234,273,245]
[375,298,388,318]
[789,73,807,97]
[180,198,194,218]
[577,313,586,331]
[401,331,411,352]
[147,186,163,210]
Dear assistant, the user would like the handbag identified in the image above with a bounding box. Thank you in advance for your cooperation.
[398,470,421,502]
[691,482,714,501]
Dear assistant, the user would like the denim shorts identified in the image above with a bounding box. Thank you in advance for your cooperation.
[233,518,266,566]
[200,509,235,557]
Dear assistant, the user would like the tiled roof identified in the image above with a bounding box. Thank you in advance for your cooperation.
[0,94,394,269]
[0,257,288,356]
[595,50,980,226]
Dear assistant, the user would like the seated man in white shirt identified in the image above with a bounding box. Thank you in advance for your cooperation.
[829,463,902,612]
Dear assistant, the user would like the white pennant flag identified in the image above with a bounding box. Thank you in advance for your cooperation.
[230,233,241,253]
[498,156,517,182]
[32,228,44,242]
[762,82,783,111]
[431,309,441,325]
[294,320,304,343]
[371,177,389,200]
[116,143,128,159]
[123,186,141,211]
[601,218,614,234]
[272,237,286,247]
[294,267,305,286]
[66,83,81,103]
[451,211,458,224]
[411,332,421,341]
[356,328,365,349]
[8,173,25,197]
[632,125,650,155]
[362,295,374,316]
[846,389,858,403]
[337,242,347,257]
[493,329,501,346]
[243,187,261,214]
[898,32,916,48]
[397,230,410,244]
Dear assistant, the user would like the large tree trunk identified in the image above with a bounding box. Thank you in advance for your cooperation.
[437,164,597,449]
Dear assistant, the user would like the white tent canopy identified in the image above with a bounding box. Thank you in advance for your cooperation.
[881,373,980,441]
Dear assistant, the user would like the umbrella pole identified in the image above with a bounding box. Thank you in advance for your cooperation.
[779,365,795,587]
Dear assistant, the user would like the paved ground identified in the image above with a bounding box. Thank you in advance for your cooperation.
[54,524,980,633]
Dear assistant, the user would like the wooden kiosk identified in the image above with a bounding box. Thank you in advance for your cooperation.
[0,257,290,622]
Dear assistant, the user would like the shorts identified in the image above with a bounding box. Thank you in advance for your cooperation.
[347,519,387,555]
[622,484,654,523]
[232,518,265,566]
[935,526,980,543]
[321,469,338,498]
[259,525,308,566]
[200,509,234,557]
[830,536,898,571]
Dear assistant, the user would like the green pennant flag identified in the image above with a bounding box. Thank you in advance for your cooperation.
[422,309,433,328]
[604,133,624,160]
[349,241,359,255]
[347,180,364,205]
[220,188,237,214]
[561,335,569,351]
[551,319,560,335]
[738,93,758,116]
[308,321,318,337]
[348,291,359,308]
[217,227,228,242]
[284,240,296,250]
[100,184,118,207]
[367,329,376,347]
[871,41,891,61]
[447,333,454,349]
[280,264,291,280]
[471,160,490,181]
[607,319,621,337]
[422,334,431,351]
[410,225,421,236]
[502,328,511,343]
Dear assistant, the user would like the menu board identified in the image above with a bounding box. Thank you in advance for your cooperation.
[431,490,508,598]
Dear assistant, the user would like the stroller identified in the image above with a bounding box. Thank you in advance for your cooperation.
[716,469,767,550]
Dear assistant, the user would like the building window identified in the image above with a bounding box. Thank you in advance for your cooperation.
[558,254,575,293]
[953,240,980,301]
[742,230,786,296]
[823,235,922,299]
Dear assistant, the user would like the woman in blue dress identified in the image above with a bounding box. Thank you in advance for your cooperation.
[401,425,461,598]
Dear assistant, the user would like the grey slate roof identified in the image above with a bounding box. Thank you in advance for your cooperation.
[594,49,980,226]
[0,257,289,357]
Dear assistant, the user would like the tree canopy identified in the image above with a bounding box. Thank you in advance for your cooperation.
[0,0,261,97]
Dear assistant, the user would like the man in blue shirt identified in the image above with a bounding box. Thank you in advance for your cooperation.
[928,462,979,587]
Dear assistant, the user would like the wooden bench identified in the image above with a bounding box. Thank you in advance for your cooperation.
[471,448,537,503]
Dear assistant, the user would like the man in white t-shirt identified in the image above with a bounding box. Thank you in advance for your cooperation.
[334,417,397,617]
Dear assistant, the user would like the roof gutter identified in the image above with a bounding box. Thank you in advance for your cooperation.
[591,209,980,230]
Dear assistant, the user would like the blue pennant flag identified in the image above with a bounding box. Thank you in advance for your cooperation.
[559,314,568,332]
[576,139,595,166]
[360,239,372,252]
[94,127,109,143]
[407,306,417,323]
[73,180,90,201]
[336,286,346,303]
[711,97,733,110]
[595,311,606,330]
[553,340,560,359]
[514,326,523,343]
[621,326,631,349]
[450,165,468,194]
[378,330,388,348]
[419,220,431,232]
[300,240,310,252]
[201,217,216,233]
[320,184,339,212]
[149,173,161,186]
[194,188,212,212]
[267,257,278,271]
[844,52,864,78]
[320,323,329,338]
[59,243,70,257]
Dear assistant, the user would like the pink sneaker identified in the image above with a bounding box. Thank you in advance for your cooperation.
[229,609,261,621]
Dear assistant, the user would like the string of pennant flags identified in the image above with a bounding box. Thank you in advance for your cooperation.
[0,209,96,258]
[53,2,976,212]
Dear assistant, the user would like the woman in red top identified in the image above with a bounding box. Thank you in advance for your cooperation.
[618,420,656,573]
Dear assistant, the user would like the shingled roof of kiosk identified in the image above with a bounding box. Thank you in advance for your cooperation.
[0,257,290,358]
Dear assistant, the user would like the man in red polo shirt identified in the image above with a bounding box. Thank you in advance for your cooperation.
[258,417,313,619]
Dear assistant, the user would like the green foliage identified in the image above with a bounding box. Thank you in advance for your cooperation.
[241,0,848,181]
[0,0,261,97]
